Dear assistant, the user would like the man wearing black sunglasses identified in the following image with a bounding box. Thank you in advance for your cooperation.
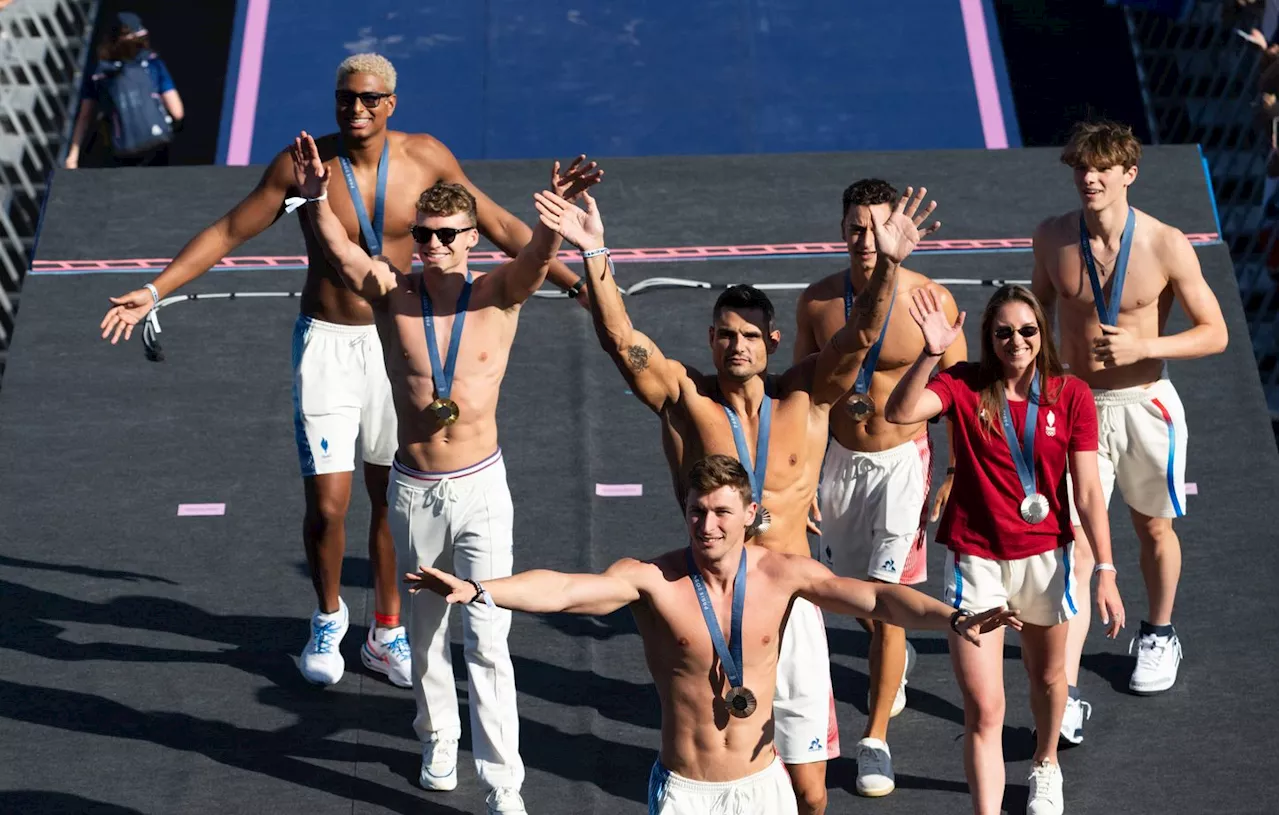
[97,52,598,704]
[292,127,601,815]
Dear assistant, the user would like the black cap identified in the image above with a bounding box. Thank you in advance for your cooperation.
[112,11,146,37]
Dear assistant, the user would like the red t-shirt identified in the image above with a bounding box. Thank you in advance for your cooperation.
[927,362,1098,561]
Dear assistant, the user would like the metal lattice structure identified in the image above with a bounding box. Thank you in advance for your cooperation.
[0,0,96,373]
[1123,0,1279,419]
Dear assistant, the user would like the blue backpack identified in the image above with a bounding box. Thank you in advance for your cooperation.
[96,54,173,157]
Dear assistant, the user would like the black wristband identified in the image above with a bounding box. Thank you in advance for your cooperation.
[946,467,956,475]
[949,609,973,633]
[567,279,586,298]
[466,578,485,604]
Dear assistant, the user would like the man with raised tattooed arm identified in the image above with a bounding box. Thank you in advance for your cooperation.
[291,129,601,815]
[405,455,1018,815]
[1031,121,1228,742]
[793,178,967,797]
[97,54,597,694]
[584,184,942,814]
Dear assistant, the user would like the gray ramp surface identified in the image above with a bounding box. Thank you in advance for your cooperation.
[0,147,1273,814]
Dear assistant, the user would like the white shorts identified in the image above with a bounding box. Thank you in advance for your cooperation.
[291,316,397,476]
[818,434,931,585]
[1068,379,1188,523]
[774,597,839,764]
[943,545,1078,628]
[648,756,797,815]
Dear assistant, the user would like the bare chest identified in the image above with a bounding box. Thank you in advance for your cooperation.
[812,297,925,371]
[381,284,516,383]
[324,157,432,248]
[676,395,814,490]
[1051,241,1168,316]
[644,580,788,678]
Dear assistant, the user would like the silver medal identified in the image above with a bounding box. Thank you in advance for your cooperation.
[1019,493,1050,524]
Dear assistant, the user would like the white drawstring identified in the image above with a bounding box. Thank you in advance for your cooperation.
[424,477,457,509]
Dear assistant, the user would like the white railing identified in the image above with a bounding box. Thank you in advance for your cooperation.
[1123,0,1278,419]
[0,0,95,374]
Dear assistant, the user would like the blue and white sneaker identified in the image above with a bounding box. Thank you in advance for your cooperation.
[299,598,348,685]
[361,624,412,688]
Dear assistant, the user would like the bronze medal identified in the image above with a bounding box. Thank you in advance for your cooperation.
[725,686,757,719]
[846,392,876,422]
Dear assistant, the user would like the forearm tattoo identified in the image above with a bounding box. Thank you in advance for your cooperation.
[626,344,651,371]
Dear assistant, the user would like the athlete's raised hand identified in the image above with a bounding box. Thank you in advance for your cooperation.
[908,287,966,356]
[873,186,941,265]
[290,131,330,200]
[535,189,604,251]
[100,288,155,344]
[404,566,476,604]
[551,155,603,202]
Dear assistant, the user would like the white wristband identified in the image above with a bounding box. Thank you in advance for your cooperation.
[144,283,159,308]
[283,191,327,214]
[582,246,609,259]
[1093,562,1116,576]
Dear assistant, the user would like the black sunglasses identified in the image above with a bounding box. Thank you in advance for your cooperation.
[994,325,1040,340]
[335,90,392,109]
[411,225,476,246]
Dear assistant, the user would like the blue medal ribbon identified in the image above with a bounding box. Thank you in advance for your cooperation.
[1078,207,1135,326]
[338,138,389,255]
[420,272,473,401]
[721,393,771,503]
[1000,372,1041,501]
[844,273,896,394]
[686,547,747,689]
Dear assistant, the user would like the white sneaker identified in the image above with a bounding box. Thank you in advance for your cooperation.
[1026,760,1064,815]
[299,598,348,685]
[1059,696,1092,746]
[361,624,411,688]
[854,737,895,797]
[487,787,527,814]
[869,639,914,718]
[420,737,458,791]
[1129,630,1182,694]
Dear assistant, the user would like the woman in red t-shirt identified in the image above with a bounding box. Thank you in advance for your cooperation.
[886,285,1125,815]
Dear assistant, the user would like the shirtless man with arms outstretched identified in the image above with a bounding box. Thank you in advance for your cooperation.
[293,128,601,815]
[586,184,942,813]
[97,54,595,694]
[1031,120,1228,744]
[405,454,1018,815]
[794,177,967,797]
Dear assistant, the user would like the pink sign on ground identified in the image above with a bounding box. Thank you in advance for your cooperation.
[178,503,226,516]
[1184,483,1198,496]
[595,484,643,497]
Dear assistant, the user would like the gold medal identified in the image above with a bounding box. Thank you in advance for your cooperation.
[846,392,876,422]
[428,398,460,426]
[725,686,757,719]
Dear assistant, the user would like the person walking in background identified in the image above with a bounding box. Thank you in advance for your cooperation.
[64,11,183,169]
